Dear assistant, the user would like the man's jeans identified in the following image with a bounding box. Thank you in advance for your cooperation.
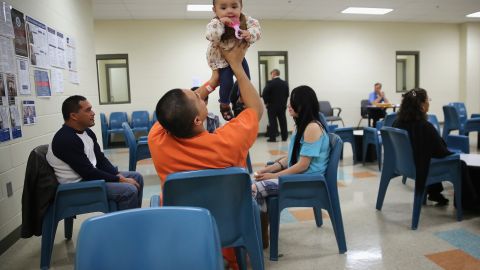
[106,171,144,210]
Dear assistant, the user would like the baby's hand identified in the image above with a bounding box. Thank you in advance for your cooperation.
[240,30,251,41]
[220,17,233,26]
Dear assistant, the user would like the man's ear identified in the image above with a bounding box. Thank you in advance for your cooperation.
[193,116,203,126]
[69,112,77,121]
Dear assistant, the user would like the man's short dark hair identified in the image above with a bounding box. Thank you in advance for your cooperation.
[62,95,86,121]
[374,82,382,88]
[156,89,198,138]
[271,69,280,76]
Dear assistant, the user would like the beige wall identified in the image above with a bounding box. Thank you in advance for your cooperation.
[461,23,480,115]
[0,0,98,241]
[95,20,465,130]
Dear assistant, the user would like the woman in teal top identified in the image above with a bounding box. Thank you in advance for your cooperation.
[253,85,330,211]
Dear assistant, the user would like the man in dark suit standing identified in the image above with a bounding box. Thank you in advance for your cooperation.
[262,69,289,142]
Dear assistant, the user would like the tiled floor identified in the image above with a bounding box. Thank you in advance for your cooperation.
[0,136,479,269]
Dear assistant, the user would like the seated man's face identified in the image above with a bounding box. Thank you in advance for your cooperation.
[374,84,382,93]
[74,100,96,128]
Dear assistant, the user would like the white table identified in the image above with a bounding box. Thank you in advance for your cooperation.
[460,154,480,168]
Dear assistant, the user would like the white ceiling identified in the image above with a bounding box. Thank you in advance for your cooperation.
[93,0,480,23]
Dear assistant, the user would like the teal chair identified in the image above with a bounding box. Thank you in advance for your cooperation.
[28,145,114,269]
[362,127,382,170]
[320,113,356,163]
[99,113,109,148]
[383,112,397,127]
[76,207,224,270]
[122,122,150,171]
[155,167,264,270]
[131,110,150,135]
[376,127,462,230]
[267,133,347,260]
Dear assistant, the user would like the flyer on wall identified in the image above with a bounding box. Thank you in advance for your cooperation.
[0,35,16,74]
[0,104,10,142]
[26,16,48,68]
[9,103,21,139]
[22,100,36,125]
[34,69,51,97]
[6,73,17,105]
[0,2,14,38]
[56,31,65,68]
[16,57,30,95]
[11,8,28,57]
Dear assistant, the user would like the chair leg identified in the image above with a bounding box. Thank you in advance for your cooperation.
[411,189,425,230]
[376,144,382,171]
[376,173,393,210]
[327,205,347,254]
[41,206,58,269]
[351,141,357,164]
[340,143,344,160]
[243,203,265,270]
[235,247,247,270]
[267,197,280,261]
[313,206,323,227]
[64,217,74,240]
[362,141,368,166]
[402,176,407,184]
[452,180,463,221]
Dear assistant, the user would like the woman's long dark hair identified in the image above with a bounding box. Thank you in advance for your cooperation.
[397,88,428,122]
[289,85,324,166]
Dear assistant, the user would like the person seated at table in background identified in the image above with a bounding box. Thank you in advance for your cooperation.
[392,88,450,205]
[368,82,390,127]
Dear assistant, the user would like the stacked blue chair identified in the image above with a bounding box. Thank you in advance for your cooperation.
[131,110,150,135]
[122,122,151,171]
[106,112,128,146]
[376,127,462,230]
[267,133,347,261]
[443,105,480,138]
[362,127,382,170]
[76,207,224,270]
[320,113,356,163]
[29,145,113,270]
[428,114,469,154]
[157,167,264,270]
[99,113,109,148]
[150,111,157,130]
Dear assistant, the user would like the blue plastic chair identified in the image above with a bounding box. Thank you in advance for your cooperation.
[76,207,224,270]
[122,122,151,171]
[150,111,157,130]
[267,133,347,261]
[100,113,109,148]
[159,167,264,270]
[28,145,113,270]
[131,110,150,135]
[383,112,397,127]
[107,112,128,145]
[428,114,469,154]
[376,127,462,230]
[362,127,382,170]
[320,113,356,163]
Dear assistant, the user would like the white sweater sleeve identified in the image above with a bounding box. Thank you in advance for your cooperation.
[246,16,261,44]
[206,18,225,42]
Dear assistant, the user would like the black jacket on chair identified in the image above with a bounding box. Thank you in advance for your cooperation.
[262,77,289,109]
[21,145,58,238]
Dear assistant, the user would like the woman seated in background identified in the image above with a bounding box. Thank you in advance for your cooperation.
[393,88,451,205]
[252,85,330,211]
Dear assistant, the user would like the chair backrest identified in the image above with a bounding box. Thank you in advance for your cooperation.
[325,133,343,192]
[360,99,370,118]
[443,105,461,131]
[383,112,397,127]
[122,122,136,154]
[131,110,150,128]
[163,167,254,246]
[109,112,128,129]
[427,114,441,134]
[318,101,333,117]
[100,113,108,130]
[380,127,416,178]
[76,207,223,270]
[319,113,332,132]
[449,102,467,124]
